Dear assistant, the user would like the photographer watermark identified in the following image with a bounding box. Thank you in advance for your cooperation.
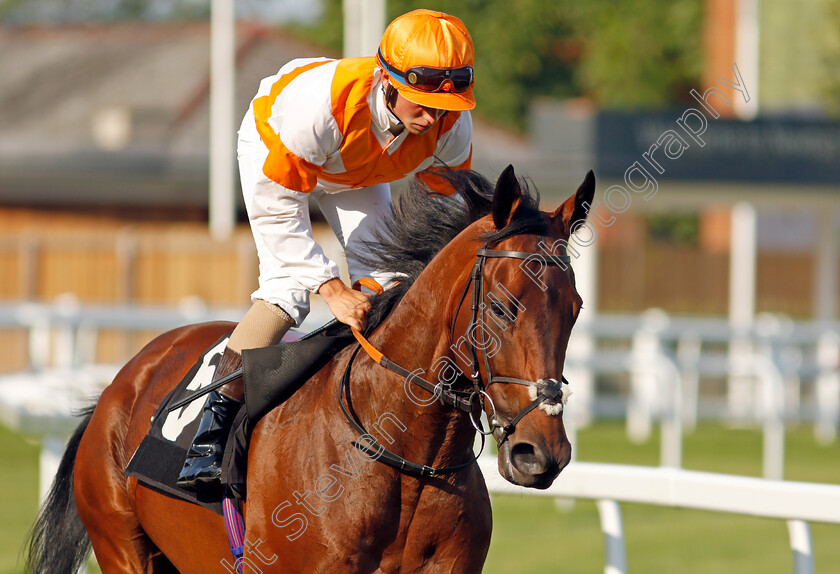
[566,62,750,256]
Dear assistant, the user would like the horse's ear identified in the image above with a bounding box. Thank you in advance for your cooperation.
[551,170,595,236]
[492,164,522,230]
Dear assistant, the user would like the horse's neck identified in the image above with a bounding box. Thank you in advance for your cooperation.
[352,241,479,470]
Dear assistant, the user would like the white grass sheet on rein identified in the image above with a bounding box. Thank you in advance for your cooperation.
[528,378,572,416]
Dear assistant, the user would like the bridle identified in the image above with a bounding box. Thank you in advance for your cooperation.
[338,240,572,478]
[452,243,572,444]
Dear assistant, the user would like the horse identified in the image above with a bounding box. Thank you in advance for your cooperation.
[26,164,595,573]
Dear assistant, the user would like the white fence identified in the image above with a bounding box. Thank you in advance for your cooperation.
[2,300,837,427]
[0,296,246,371]
[0,297,246,503]
[563,309,840,480]
[0,297,332,501]
[1,300,838,469]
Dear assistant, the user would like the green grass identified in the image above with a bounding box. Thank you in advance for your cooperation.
[486,497,840,574]
[2,421,838,573]
[0,424,38,574]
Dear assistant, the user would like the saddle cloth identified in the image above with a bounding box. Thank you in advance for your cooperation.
[124,320,355,514]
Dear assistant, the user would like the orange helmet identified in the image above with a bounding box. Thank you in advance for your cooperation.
[377,9,475,111]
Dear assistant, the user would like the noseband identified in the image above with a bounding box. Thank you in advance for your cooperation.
[338,241,572,477]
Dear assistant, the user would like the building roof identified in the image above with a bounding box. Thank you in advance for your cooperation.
[0,22,310,207]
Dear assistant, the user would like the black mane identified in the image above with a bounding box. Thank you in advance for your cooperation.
[343,169,547,333]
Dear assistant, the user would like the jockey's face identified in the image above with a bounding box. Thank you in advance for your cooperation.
[383,76,446,135]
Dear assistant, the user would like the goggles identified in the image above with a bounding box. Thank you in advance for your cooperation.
[378,49,474,94]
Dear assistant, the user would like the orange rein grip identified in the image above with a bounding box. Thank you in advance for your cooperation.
[351,327,384,364]
[351,277,385,363]
[352,277,385,294]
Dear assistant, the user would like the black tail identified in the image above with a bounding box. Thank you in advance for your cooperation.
[25,406,95,574]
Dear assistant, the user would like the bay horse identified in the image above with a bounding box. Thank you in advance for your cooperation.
[27,165,594,573]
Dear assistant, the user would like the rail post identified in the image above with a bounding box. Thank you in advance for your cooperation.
[628,309,668,443]
[787,519,814,574]
[814,330,840,445]
[596,499,627,574]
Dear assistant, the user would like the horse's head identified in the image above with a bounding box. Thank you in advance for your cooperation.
[452,165,595,489]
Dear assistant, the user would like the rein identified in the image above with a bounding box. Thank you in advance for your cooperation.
[338,344,482,478]
[338,242,572,478]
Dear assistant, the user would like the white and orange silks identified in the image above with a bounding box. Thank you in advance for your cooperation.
[237,57,473,326]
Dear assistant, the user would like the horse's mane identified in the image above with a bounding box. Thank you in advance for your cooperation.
[347,169,547,332]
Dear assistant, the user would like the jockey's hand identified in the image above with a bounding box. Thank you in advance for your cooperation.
[317,278,372,332]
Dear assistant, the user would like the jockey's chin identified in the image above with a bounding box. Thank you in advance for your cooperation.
[408,122,434,135]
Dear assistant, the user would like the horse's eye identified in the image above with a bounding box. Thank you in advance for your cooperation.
[490,301,508,319]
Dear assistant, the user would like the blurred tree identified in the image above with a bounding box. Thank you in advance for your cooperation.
[0,0,28,19]
[647,213,700,245]
[297,0,703,130]
[4,0,705,129]
[823,0,840,117]
[567,0,703,108]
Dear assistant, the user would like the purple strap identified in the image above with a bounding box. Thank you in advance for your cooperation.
[223,496,246,573]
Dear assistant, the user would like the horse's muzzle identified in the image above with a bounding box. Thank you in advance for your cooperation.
[497,439,570,489]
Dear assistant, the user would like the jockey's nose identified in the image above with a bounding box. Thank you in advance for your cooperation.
[421,106,444,123]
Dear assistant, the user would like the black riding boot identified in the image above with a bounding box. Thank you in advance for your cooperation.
[176,347,243,493]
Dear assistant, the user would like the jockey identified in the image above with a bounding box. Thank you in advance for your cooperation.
[177,9,476,492]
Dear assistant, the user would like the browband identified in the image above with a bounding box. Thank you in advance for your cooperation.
[475,248,570,265]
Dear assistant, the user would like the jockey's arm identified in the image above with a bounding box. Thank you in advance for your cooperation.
[245,81,360,327]
[245,184,341,314]
[246,173,373,331]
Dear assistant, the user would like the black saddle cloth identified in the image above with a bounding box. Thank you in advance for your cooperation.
[125,320,355,513]
[242,319,354,424]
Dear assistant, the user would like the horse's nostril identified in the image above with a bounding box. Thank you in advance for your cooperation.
[510,442,537,466]
[503,441,564,488]
[509,441,546,476]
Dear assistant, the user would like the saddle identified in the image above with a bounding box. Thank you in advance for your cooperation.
[125,320,355,514]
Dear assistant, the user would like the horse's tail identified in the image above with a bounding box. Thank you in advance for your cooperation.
[25,405,95,574]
